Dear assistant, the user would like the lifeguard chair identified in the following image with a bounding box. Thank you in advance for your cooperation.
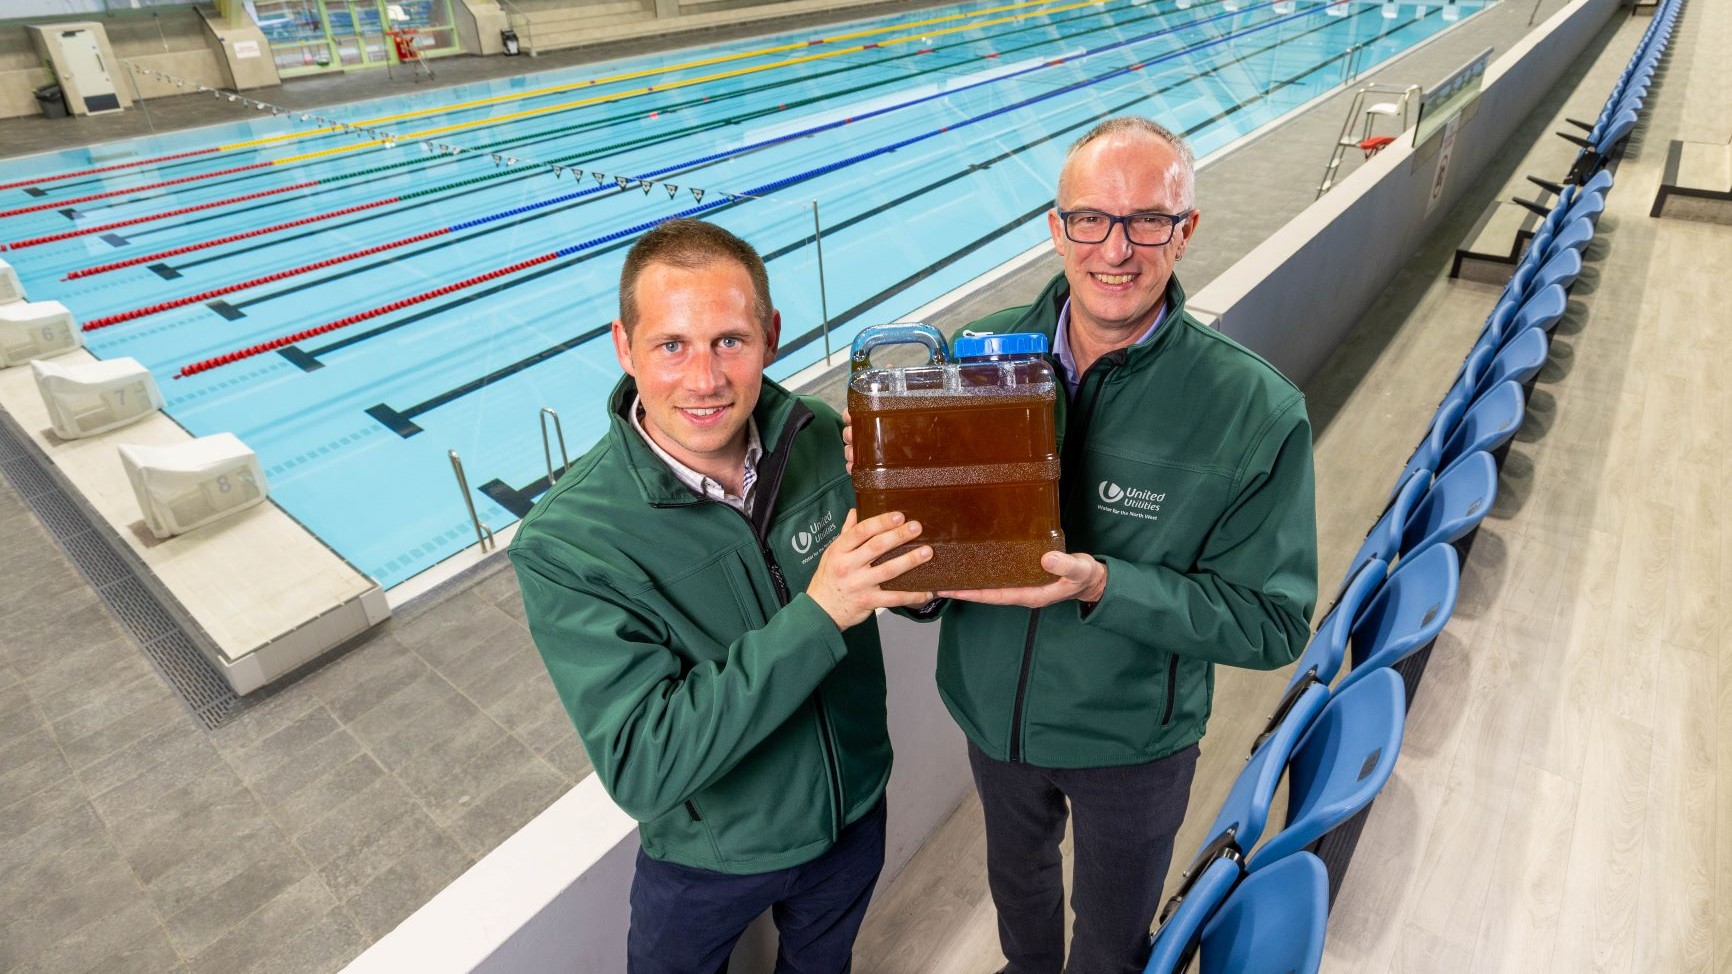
[385,4,434,82]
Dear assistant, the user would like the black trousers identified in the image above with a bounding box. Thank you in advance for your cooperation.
[626,800,886,974]
[968,741,1199,974]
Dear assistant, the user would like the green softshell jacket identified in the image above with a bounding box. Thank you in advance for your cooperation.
[509,377,891,874]
[937,273,1319,768]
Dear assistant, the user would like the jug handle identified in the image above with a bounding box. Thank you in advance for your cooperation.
[851,323,949,373]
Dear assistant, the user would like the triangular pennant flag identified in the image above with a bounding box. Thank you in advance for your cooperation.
[550,165,562,177]
[593,172,606,186]
[641,180,654,195]
[506,156,518,166]
[615,176,630,190]
[665,184,678,199]
[492,154,503,166]
[691,188,705,203]
[569,169,583,181]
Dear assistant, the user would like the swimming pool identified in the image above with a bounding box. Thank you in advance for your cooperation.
[0,0,1479,589]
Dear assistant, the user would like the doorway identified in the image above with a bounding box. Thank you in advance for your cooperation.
[253,0,457,76]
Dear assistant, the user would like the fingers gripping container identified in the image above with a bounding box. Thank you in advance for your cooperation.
[848,323,1064,591]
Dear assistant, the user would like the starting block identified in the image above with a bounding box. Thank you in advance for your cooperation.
[0,257,23,304]
[32,357,164,439]
[0,300,81,367]
[118,433,269,539]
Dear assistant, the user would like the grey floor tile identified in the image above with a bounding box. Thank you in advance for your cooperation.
[0,597,126,679]
[24,637,162,725]
[183,872,335,974]
[203,685,324,756]
[535,730,595,784]
[340,827,472,942]
[83,728,236,820]
[478,665,570,740]
[0,679,31,719]
[342,671,487,771]
[57,688,192,772]
[301,636,429,727]
[0,803,123,927]
[0,724,72,811]
[237,908,365,974]
[83,931,186,974]
[139,814,299,922]
[292,774,423,868]
[220,705,347,785]
[0,688,48,746]
[391,589,519,684]
[396,728,540,827]
[471,565,527,622]
[264,752,388,839]
[314,804,451,903]
[0,859,151,971]
[160,846,312,960]
[453,636,546,715]
[0,776,84,845]
[6,901,169,974]
[447,759,569,859]
[0,662,20,691]
[0,562,95,632]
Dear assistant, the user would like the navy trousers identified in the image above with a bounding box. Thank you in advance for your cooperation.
[626,799,886,974]
[969,741,1199,974]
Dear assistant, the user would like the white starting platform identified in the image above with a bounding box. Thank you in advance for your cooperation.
[0,345,388,695]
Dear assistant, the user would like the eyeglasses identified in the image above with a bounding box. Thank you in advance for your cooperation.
[1056,208,1193,246]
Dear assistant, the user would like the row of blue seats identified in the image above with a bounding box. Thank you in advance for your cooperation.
[1135,1,1683,967]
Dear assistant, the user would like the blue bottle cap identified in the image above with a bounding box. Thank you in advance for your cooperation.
[952,332,1050,359]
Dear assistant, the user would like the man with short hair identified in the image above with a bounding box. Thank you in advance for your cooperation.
[938,117,1319,973]
[511,218,933,974]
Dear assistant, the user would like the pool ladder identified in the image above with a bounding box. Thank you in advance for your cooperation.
[447,408,570,555]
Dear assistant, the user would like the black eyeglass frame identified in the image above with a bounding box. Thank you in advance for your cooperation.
[1055,208,1195,246]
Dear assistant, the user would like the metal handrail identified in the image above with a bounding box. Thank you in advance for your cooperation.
[449,450,497,551]
[540,407,569,488]
[496,0,538,56]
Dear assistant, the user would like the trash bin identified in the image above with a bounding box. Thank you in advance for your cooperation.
[34,84,68,119]
[500,27,520,56]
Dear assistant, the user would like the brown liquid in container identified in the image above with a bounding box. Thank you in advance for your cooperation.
[849,362,1064,591]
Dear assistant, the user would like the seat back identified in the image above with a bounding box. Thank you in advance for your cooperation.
[1198,851,1330,974]
[1547,214,1595,256]
[1477,329,1550,395]
[1297,557,1390,692]
[1441,380,1527,472]
[1399,450,1499,557]
[1244,667,1406,871]
[1337,541,1460,689]
[1529,247,1582,297]
[1199,681,1331,863]
[1506,283,1568,341]
[1142,856,1241,974]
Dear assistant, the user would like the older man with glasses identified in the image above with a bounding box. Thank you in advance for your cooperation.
[931,116,1319,974]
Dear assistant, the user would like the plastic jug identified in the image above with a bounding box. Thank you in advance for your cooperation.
[848,323,1064,591]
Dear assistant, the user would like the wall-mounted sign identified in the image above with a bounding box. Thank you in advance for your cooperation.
[234,39,261,59]
[1415,47,1491,147]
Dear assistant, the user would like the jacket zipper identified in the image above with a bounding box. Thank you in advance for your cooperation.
[685,801,702,822]
[1161,655,1180,725]
[680,405,847,836]
[1007,353,1124,763]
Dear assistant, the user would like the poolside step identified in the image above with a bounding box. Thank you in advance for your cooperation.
[1650,134,1732,222]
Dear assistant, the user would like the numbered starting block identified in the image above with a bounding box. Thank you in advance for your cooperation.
[32,357,164,440]
[0,300,81,368]
[118,433,269,539]
[0,257,24,304]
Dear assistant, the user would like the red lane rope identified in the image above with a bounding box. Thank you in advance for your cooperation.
[82,226,450,330]
[0,147,221,193]
[175,252,562,378]
[0,162,273,219]
[8,181,320,250]
[62,197,401,279]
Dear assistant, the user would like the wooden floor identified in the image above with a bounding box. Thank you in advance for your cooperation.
[852,1,1732,970]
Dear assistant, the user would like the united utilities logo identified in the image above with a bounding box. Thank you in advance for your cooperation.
[791,509,837,564]
[1097,480,1165,521]
[792,531,814,555]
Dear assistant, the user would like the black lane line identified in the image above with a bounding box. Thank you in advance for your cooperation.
[360,4,1394,447]
[212,5,1258,314]
[139,0,1175,257]
[47,0,1154,223]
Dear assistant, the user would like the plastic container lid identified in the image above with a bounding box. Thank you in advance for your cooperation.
[952,332,1049,359]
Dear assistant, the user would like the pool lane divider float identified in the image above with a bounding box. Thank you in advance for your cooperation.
[82,0,1273,332]
[0,0,1082,197]
[36,0,1166,260]
[169,0,1327,380]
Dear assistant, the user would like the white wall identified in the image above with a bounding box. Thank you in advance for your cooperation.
[341,609,966,974]
[1191,0,1623,385]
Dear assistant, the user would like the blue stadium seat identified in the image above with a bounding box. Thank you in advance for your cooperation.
[1504,283,1568,344]
[1296,557,1390,692]
[1525,247,1582,299]
[1243,667,1406,871]
[1142,855,1240,974]
[1546,215,1595,257]
[1479,327,1550,392]
[1333,541,1460,694]
[1399,450,1499,558]
[1195,681,1331,867]
[1440,380,1527,477]
[1196,851,1329,974]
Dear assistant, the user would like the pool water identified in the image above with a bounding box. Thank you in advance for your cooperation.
[0,0,1479,588]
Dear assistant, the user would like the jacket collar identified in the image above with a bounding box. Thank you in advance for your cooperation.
[1014,272,1191,381]
[608,375,801,507]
